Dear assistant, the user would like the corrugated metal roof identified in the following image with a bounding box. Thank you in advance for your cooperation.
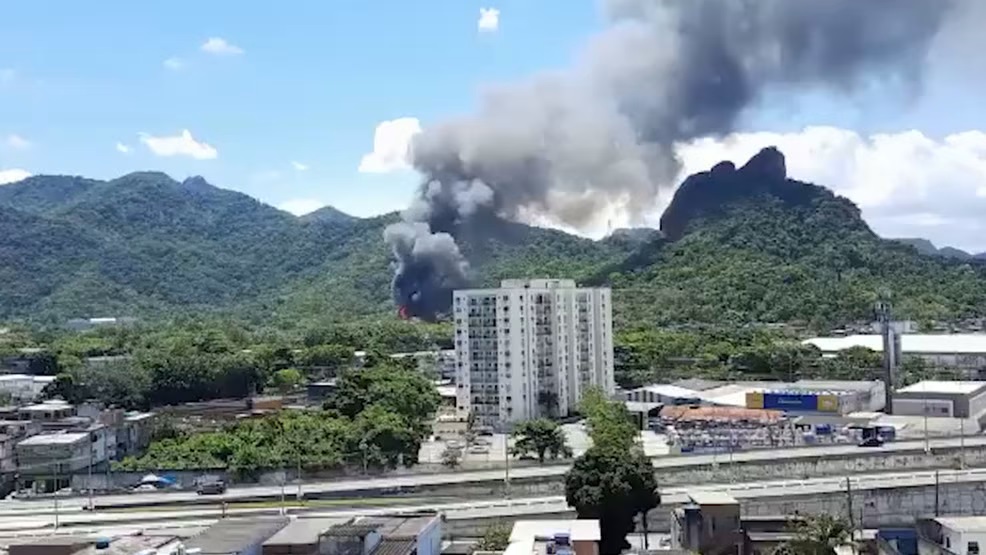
[804,334,986,355]
[897,381,986,395]
[688,491,739,505]
[372,538,417,555]
[637,384,700,398]
[263,517,352,546]
[371,515,440,539]
[185,516,289,554]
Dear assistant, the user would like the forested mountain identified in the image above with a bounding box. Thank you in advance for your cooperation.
[0,172,627,324]
[599,148,986,328]
[891,238,986,261]
[3,149,986,329]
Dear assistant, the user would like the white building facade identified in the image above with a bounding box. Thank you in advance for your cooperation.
[453,279,614,428]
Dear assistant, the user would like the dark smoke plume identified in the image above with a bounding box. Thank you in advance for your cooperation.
[386,0,965,321]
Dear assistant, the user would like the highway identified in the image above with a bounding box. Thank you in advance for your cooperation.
[3,434,979,513]
[2,466,984,535]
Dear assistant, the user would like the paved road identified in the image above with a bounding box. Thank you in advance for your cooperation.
[2,435,978,512]
[3,467,984,534]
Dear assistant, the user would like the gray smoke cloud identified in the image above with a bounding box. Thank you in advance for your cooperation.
[387,0,965,321]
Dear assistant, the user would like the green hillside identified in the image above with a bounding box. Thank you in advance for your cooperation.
[3,151,986,330]
[0,173,629,324]
[601,148,986,329]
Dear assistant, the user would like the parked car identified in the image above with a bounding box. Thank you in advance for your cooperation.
[196,480,227,495]
[469,445,489,454]
[858,436,884,448]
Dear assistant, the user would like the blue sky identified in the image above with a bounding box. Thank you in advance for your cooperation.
[0,0,600,217]
[2,1,986,248]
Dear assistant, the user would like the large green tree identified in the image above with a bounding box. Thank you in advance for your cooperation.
[565,390,659,555]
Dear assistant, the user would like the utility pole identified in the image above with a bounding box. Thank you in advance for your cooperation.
[280,473,286,515]
[876,296,899,414]
[296,453,302,500]
[53,460,60,530]
[87,441,94,511]
[924,396,930,453]
[935,470,941,517]
[504,431,511,499]
[845,476,854,542]
[960,418,966,469]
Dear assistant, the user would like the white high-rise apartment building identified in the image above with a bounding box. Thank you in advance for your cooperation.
[453,279,615,428]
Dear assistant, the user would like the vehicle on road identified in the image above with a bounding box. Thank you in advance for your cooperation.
[858,437,884,448]
[469,445,489,454]
[196,480,227,495]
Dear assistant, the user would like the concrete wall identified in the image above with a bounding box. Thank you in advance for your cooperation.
[73,442,986,498]
[652,443,980,486]
[445,476,986,538]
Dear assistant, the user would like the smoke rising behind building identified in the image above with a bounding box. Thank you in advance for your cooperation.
[386,0,967,321]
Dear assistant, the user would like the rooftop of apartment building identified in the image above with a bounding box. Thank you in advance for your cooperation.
[72,535,180,555]
[505,520,601,555]
[262,516,351,551]
[16,431,91,446]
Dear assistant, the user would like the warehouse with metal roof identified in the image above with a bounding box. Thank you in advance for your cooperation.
[803,334,986,370]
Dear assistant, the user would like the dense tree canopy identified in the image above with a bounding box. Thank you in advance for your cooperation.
[6,160,986,331]
[116,359,439,475]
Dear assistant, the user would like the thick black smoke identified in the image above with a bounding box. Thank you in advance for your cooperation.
[386,0,965,321]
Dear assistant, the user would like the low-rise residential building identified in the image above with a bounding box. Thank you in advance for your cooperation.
[0,433,15,473]
[504,520,601,555]
[118,411,155,458]
[918,516,986,555]
[318,513,442,555]
[671,492,742,555]
[0,374,55,403]
[18,400,75,422]
[185,516,290,555]
[15,431,100,492]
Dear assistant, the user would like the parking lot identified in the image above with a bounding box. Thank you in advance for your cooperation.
[418,422,670,464]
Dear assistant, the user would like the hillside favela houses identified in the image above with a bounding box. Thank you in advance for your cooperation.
[453,279,615,429]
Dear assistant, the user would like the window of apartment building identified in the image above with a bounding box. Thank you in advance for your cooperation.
[969,542,980,555]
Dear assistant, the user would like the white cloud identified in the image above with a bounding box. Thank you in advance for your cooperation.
[201,37,244,56]
[139,129,218,160]
[0,168,30,185]
[291,161,309,171]
[279,198,325,216]
[478,8,500,32]
[5,134,31,150]
[116,142,132,154]
[674,126,986,252]
[359,117,422,174]
[163,57,185,71]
